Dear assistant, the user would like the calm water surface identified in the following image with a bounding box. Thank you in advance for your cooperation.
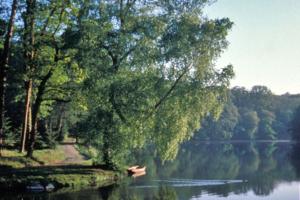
[1,142,300,200]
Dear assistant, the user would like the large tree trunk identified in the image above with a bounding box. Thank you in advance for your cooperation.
[27,69,53,157]
[0,0,18,156]
[24,102,32,151]
[26,41,59,157]
[21,0,36,153]
[20,80,32,153]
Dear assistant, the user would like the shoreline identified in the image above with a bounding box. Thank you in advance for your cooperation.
[0,165,123,193]
[192,139,297,144]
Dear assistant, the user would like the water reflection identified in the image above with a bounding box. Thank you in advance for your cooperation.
[291,143,300,178]
[132,142,298,197]
[1,142,300,200]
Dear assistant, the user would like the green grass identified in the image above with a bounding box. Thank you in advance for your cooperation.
[33,146,66,164]
[75,144,97,158]
[1,149,24,157]
[0,147,66,168]
[0,150,35,168]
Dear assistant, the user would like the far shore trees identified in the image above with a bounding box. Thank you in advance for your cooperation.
[195,86,300,141]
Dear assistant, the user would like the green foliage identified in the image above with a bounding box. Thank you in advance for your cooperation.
[2,0,234,168]
[2,116,17,146]
[72,0,234,168]
[234,109,259,139]
[196,86,300,140]
[199,101,239,140]
[256,110,276,140]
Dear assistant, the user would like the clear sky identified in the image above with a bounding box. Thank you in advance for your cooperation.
[204,0,300,95]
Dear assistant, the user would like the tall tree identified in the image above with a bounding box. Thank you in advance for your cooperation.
[0,0,18,155]
[75,0,234,168]
[20,0,36,153]
[20,0,78,155]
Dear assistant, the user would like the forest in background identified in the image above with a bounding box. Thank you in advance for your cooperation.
[194,86,300,141]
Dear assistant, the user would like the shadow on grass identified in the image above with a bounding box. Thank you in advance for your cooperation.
[0,156,34,167]
[29,156,45,165]
[60,142,77,145]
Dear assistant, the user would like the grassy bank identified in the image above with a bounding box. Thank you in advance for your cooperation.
[0,147,66,168]
[0,165,120,192]
[0,147,122,192]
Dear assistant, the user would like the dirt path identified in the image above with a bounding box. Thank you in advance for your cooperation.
[55,143,86,165]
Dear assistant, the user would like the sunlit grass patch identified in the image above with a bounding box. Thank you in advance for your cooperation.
[1,149,24,157]
[0,146,66,168]
[33,146,66,164]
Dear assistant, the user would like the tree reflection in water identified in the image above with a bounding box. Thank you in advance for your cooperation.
[290,143,300,178]
[132,141,297,197]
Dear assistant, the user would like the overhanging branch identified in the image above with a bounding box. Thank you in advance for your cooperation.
[154,62,192,110]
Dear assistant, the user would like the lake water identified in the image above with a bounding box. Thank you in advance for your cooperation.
[1,141,300,199]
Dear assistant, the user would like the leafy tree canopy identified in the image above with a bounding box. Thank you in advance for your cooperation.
[74,0,234,167]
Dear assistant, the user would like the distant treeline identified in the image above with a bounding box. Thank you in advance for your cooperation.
[194,86,300,140]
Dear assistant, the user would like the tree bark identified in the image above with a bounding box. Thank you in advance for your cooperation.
[0,0,18,156]
[26,44,59,156]
[25,101,32,150]
[154,64,191,110]
[27,69,53,157]
[21,0,36,153]
[20,80,32,153]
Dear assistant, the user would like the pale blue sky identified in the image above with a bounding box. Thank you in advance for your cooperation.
[204,0,300,94]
